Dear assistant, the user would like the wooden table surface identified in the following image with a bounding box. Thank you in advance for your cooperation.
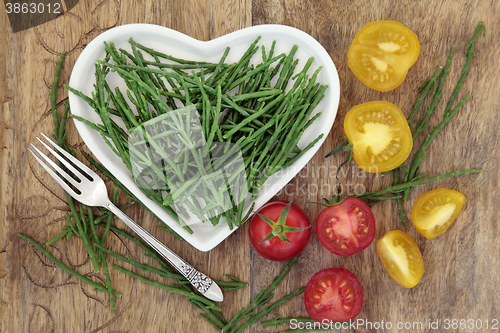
[1,1,499,332]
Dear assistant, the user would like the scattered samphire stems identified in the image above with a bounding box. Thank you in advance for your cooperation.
[402,21,485,199]
[18,51,123,313]
[17,233,122,298]
[19,21,487,333]
[221,257,299,333]
[390,65,446,228]
[67,36,326,231]
[232,286,306,333]
[354,169,482,201]
[18,51,247,322]
[325,22,485,228]
[19,48,308,331]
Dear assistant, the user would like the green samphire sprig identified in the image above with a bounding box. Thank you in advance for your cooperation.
[326,22,485,229]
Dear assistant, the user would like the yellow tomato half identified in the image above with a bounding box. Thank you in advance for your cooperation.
[377,230,424,289]
[411,188,466,240]
[344,101,413,173]
[348,20,420,92]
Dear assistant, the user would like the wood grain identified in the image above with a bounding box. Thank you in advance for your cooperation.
[1,0,500,332]
[0,5,11,329]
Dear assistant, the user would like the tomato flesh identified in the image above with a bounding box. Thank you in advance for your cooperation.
[248,201,311,261]
[344,101,413,173]
[304,268,363,322]
[348,20,420,92]
[412,188,466,239]
[316,197,376,256]
[376,230,424,288]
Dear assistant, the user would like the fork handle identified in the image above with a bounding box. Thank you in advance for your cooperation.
[105,202,223,302]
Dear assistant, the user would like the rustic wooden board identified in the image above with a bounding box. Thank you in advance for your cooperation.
[1,0,499,332]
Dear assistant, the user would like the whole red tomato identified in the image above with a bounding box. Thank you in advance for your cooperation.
[248,201,311,261]
[316,197,375,256]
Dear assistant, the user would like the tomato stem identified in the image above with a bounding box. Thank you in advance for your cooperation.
[257,201,310,247]
[310,184,350,207]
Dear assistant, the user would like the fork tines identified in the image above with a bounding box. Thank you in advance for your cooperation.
[28,133,96,198]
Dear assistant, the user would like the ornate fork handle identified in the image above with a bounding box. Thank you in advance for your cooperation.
[105,202,222,300]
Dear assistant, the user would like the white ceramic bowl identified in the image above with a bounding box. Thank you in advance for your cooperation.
[68,24,340,251]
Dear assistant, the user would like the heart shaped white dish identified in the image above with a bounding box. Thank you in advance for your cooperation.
[68,24,340,251]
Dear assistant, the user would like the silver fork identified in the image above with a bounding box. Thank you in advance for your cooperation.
[29,133,223,302]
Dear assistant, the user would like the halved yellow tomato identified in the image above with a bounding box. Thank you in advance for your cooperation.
[411,188,466,240]
[348,20,420,92]
[377,230,424,288]
[344,101,413,173]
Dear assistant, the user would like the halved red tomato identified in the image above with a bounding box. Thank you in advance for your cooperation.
[344,101,413,173]
[348,20,420,92]
[304,267,363,322]
[376,230,424,288]
[411,188,466,240]
[316,197,375,256]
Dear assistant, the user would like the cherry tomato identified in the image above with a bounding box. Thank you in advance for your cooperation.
[248,201,311,261]
[411,188,466,240]
[316,197,376,256]
[348,20,420,92]
[304,267,363,322]
[344,101,413,173]
[376,230,424,288]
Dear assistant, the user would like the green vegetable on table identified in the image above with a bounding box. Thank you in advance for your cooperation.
[66,36,327,232]
[18,22,486,333]
[19,51,247,320]
[326,21,485,228]
[18,43,313,331]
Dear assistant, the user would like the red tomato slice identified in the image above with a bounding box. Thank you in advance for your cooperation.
[248,201,311,261]
[316,197,376,256]
[304,267,363,322]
